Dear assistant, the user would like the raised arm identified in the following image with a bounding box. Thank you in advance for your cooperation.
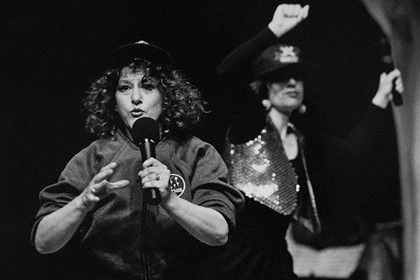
[319,69,403,159]
[216,4,309,81]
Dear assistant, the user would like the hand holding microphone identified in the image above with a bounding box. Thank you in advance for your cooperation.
[378,37,404,106]
[139,157,172,205]
[372,69,404,109]
[132,117,172,205]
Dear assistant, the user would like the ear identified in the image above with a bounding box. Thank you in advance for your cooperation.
[261,99,271,111]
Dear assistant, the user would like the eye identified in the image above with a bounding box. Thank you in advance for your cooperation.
[141,77,158,91]
[117,84,131,93]
[142,83,155,90]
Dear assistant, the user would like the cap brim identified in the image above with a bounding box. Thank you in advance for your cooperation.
[109,42,173,68]
[255,62,307,80]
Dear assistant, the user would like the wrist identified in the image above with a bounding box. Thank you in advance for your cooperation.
[160,192,179,212]
[74,195,94,212]
[372,94,389,109]
[268,22,287,38]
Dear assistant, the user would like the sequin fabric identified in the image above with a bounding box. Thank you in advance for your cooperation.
[226,125,299,215]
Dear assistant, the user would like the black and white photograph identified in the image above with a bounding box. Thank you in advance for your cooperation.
[2,0,419,279]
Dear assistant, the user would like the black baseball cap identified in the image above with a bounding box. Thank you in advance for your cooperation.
[109,40,173,68]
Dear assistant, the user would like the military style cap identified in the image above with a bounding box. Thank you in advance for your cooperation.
[252,44,304,79]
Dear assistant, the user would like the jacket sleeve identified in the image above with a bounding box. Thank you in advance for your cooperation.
[30,143,101,245]
[216,27,279,83]
[314,104,393,160]
[187,140,245,235]
[216,28,278,145]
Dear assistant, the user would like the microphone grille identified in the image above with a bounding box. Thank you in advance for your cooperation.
[131,117,160,145]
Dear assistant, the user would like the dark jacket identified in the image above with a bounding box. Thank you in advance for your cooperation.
[31,129,244,280]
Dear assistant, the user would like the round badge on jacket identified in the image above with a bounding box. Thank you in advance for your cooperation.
[169,174,185,197]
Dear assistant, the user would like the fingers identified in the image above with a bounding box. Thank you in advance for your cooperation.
[379,72,387,84]
[90,180,111,197]
[382,69,403,91]
[89,162,130,196]
[140,167,170,184]
[395,77,404,93]
[140,158,169,175]
[91,162,117,184]
[377,72,393,92]
[372,70,403,108]
[389,69,404,93]
[91,179,129,200]
[110,180,130,190]
[142,157,161,168]
[80,162,130,210]
[140,168,171,205]
[292,4,301,16]
[141,173,169,187]
[388,68,401,81]
[139,159,170,190]
[269,4,309,37]
[280,4,309,19]
[146,173,159,181]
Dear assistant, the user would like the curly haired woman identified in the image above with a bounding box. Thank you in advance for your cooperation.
[31,40,244,280]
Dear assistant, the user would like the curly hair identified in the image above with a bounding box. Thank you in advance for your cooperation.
[83,59,207,140]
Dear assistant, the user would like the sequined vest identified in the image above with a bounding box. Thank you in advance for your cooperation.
[224,120,321,233]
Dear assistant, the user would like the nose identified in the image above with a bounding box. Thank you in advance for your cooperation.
[131,87,143,105]
[287,78,297,86]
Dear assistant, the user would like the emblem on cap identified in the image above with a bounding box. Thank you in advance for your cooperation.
[169,174,185,197]
[274,46,299,63]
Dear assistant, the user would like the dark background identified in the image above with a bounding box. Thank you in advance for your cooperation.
[1,0,400,278]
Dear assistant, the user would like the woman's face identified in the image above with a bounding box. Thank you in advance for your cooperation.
[267,77,304,115]
[115,67,163,129]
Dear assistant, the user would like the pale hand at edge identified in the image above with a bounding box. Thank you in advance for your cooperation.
[268,4,310,38]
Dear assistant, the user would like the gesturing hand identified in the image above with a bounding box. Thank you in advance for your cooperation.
[268,4,310,38]
[79,162,129,210]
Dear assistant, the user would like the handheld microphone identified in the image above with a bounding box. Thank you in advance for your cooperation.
[132,117,161,205]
